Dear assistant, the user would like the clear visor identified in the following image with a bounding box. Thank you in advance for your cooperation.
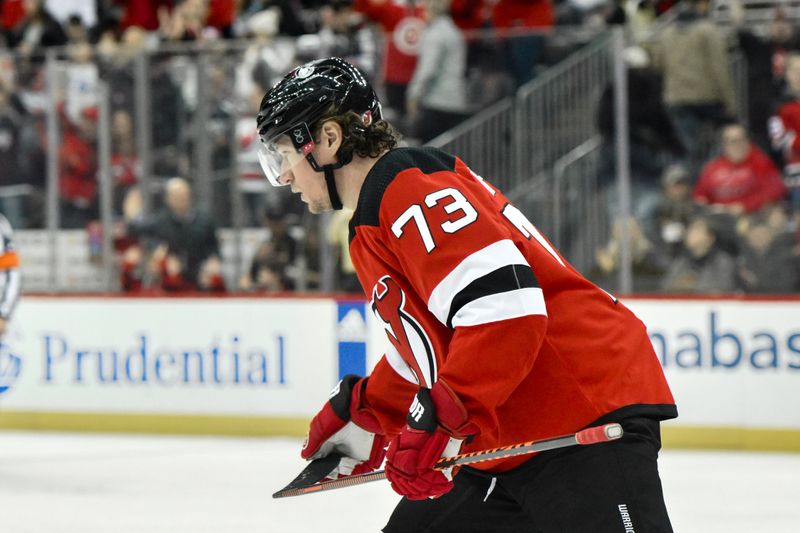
[258,134,312,187]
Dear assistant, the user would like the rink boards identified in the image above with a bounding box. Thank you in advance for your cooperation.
[0,295,798,451]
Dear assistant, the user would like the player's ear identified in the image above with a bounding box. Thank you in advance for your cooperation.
[320,120,343,155]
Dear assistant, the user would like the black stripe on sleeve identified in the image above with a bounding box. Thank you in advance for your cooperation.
[446,264,539,328]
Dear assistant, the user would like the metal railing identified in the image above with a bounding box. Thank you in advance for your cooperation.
[429,29,624,285]
[8,30,588,293]
[552,137,606,275]
[0,22,755,294]
[2,38,310,291]
[430,32,614,195]
[430,23,756,293]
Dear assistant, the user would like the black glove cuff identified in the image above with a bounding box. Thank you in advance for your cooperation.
[407,388,438,433]
[329,374,362,421]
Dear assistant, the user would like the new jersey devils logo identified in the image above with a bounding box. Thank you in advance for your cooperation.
[371,275,437,388]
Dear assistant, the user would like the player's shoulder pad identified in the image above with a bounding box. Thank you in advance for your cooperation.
[350,147,456,239]
[354,147,457,227]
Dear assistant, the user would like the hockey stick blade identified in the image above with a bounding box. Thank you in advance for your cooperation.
[271,453,343,497]
[273,423,623,498]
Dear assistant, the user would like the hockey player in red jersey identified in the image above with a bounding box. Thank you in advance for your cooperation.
[257,58,676,532]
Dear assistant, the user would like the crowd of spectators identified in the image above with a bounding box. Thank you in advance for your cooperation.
[594,122,799,294]
[0,0,599,294]
[1,0,799,295]
[591,0,800,295]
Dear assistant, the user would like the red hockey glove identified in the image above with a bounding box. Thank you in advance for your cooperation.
[385,381,478,500]
[302,375,387,478]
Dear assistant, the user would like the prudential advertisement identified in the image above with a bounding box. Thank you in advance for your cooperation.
[0,298,338,416]
[0,296,798,432]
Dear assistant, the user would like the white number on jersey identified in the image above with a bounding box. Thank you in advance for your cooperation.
[501,203,565,267]
[392,204,436,253]
[424,188,478,234]
[391,188,478,251]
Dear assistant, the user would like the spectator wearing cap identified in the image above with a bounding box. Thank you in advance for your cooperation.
[661,217,736,293]
[694,123,786,216]
[652,164,703,259]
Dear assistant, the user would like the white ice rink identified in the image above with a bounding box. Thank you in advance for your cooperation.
[1,431,798,532]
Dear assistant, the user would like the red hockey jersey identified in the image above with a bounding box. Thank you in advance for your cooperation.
[349,148,677,472]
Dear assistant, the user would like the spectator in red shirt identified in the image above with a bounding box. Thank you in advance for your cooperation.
[117,0,174,31]
[206,0,237,37]
[694,123,786,215]
[60,106,98,228]
[492,0,554,87]
[450,0,486,30]
[1,0,25,34]
[354,0,426,117]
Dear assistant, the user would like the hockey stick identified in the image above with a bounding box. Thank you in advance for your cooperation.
[273,422,623,498]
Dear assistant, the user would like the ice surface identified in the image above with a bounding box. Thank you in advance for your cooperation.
[0,432,797,532]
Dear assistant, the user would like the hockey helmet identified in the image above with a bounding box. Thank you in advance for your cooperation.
[255,57,382,188]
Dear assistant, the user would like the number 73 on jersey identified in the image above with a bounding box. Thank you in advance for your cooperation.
[389,174,566,268]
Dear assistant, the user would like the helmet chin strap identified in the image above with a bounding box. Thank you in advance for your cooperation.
[304,146,349,211]
[323,164,343,211]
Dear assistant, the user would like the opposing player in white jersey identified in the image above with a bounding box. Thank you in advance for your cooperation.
[257,58,676,532]
[0,213,21,338]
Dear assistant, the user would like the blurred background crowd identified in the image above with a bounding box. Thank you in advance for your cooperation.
[0,0,798,295]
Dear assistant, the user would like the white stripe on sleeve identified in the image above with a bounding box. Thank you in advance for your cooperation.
[451,287,547,327]
[427,239,529,325]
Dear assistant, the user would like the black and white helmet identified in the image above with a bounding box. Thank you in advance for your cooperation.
[255,57,382,188]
